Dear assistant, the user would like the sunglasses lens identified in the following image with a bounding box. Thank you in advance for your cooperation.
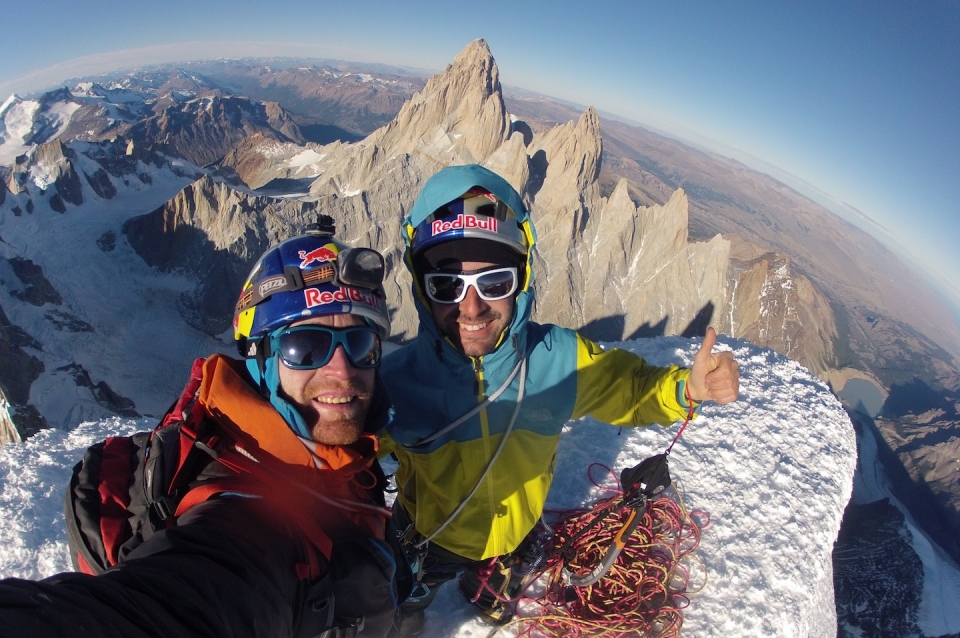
[277,329,335,368]
[343,329,381,368]
[475,270,516,299]
[427,275,465,303]
[276,327,381,369]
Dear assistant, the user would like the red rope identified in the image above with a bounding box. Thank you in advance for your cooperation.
[470,557,510,604]
[665,386,698,456]
[502,464,709,638]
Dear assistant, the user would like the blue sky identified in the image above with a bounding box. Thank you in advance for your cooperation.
[2,0,959,319]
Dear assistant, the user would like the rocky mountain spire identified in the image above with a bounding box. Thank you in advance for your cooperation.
[114,40,833,364]
[369,38,509,164]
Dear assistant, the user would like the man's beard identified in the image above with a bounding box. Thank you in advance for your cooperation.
[297,378,374,445]
[441,309,509,357]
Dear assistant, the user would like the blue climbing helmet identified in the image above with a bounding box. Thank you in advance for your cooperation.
[233,230,390,360]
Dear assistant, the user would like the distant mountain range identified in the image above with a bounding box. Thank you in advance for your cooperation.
[1,39,959,636]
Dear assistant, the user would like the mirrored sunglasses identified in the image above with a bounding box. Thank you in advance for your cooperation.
[271,326,381,370]
[424,266,518,304]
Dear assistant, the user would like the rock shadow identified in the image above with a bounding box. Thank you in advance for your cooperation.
[882,377,957,419]
[680,302,714,338]
[844,410,960,563]
[123,217,253,335]
[579,301,715,343]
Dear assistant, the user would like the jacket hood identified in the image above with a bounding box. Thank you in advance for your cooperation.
[402,164,538,360]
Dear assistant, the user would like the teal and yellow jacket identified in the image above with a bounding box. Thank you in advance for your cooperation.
[379,164,694,561]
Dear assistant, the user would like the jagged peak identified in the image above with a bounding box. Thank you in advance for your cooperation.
[38,87,75,108]
[579,106,601,133]
[193,173,217,187]
[423,38,501,101]
[33,138,73,165]
[524,107,603,194]
[451,38,494,66]
[667,187,686,206]
[607,178,634,210]
[358,39,509,167]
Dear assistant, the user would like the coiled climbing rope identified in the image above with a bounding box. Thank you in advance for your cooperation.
[494,463,709,638]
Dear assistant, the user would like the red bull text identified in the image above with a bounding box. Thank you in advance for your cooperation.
[431,214,498,236]
[304,286,382,311]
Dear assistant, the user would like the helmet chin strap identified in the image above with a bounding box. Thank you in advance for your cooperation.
[255,337,270,398]
[244,337,313,440]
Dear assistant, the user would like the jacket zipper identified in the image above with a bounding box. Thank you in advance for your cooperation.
[472,355,499,541]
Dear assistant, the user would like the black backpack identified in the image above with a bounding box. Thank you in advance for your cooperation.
[64,358,237,574]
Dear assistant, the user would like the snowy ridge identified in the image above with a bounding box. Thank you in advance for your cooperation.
[2,336,859,637]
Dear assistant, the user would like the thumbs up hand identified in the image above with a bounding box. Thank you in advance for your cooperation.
[687,327,740,404]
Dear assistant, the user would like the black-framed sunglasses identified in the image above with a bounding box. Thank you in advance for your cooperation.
[423,266,518,304]
[270,325,381,370]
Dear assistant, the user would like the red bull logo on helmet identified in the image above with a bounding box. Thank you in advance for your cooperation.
[431,214,498,236]
[298,246,338,268]
[304,286,383,311]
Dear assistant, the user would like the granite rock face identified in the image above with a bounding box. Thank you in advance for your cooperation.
[0,304,46,442]
[122,174,325,334]
[126,94,306,168]
[143,40,762,351]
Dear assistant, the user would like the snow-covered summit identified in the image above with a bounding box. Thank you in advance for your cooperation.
[1,335,858,637]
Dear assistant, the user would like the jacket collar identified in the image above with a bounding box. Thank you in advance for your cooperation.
[198,355,382,477]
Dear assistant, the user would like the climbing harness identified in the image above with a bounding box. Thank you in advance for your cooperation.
[394,345,529,607]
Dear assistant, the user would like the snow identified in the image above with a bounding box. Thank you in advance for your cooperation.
[2,334,864,637]
[0,97,82,164]
[0,152,217,425]
[287,148,326,169]
[0,94,19,114]
[0,97,39,163]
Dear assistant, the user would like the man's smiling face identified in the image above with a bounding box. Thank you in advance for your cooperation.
[429,260,515,357]
[277,314,375,445]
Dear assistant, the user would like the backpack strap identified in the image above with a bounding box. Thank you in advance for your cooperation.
[173,482,240,518]
[165,358,215,491]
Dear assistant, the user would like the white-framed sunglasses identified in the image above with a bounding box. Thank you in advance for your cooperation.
[423,266,519,304]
